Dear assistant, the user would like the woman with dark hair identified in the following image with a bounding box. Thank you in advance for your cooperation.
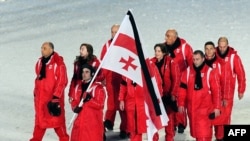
[151,43,180,141]
[68,43,103,103]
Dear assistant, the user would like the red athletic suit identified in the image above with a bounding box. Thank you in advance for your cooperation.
[165,37,193,131]
[178,64,221,141]
[100,40,127,131]
[70,81,106,141]
[151,56,176,141]
[31,52,69,141]
[215,46,246,139]
[205,56,226,140]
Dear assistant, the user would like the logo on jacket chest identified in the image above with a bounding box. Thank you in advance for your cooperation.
[176,49,180,53]
[225,57,229,62]
[48,65,53,69]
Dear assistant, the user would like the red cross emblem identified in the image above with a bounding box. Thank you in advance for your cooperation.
[119,56,137,71]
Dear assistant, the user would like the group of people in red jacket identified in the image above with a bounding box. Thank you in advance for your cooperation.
[29,25,246,141]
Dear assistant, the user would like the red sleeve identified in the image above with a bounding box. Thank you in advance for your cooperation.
[100,44,107,60]
[53,57,68,98]
[100,41,111,60]
[185,43,193,67]
[170,60,181,97]
[234,54,246,94]
[210,69,221,109]
[119,77,127,101]
[177,69,188,107]
[68,62,78,96]
[70,83,82,110]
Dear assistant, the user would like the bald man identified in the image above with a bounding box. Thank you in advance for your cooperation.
[164,29,193,134]
[30,42,69,141]
[214,37,246,141]
[100,24,127,139]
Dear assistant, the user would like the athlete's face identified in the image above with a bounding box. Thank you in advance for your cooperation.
[82,68,92,81]
[41,42,53,58]
[218,41,228,55]
[205,45,215,59]
[193,54,204,67]
[80,45,89,58]
[154,46,165,61]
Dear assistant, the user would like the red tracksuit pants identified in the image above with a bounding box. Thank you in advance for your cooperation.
[30,124,69,141]
[104,86,126,131]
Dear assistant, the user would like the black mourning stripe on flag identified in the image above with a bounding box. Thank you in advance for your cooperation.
[127,10,161,116]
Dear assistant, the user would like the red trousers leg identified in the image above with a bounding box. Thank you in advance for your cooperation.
[153,132,159,141]
[104,85,119,125]
[130,132,142,141]
[119,110,127,131]
[165,108,175,141]
[30,125,46,141]
[214,125,224,140]
[54,125,69,141]
[175,109,187,128]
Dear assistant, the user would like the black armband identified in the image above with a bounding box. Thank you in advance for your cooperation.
[121,79,127,86]
[180,82,187,89]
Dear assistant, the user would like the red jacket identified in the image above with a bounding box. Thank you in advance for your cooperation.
[178,64,221,138]
[34,52,68,128]
[70,81,106,141]
[216,47,246,100]
[166,38,193,98]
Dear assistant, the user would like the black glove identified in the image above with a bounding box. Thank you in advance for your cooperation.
[208,112,215,119]
[47,96,61,116]
[73,106,82,113]
[83,93,92,103]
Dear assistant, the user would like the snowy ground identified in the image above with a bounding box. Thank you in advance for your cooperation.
[0,0,249,140]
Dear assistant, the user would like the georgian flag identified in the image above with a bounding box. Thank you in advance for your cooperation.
[101,10,168,141]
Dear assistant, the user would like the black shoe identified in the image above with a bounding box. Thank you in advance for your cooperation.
[119,131,128,139]
[177,124,185,133]
[104,120,113,130]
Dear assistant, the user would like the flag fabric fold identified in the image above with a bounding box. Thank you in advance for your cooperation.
[101,9,168,141]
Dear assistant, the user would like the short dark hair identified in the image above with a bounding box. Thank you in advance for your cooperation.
[193,50,205,58]
[154,43,168,54]
[204,41,215,48]
[81,64,96,77]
